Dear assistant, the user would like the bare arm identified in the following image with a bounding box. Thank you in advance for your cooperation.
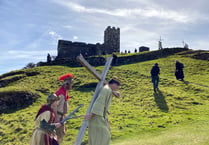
[113,91,120,98]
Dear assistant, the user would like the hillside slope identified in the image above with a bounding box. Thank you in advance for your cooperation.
[0,49,209,145]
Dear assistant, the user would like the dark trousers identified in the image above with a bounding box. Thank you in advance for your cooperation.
[175,70,184,80]
[152,76,159,91]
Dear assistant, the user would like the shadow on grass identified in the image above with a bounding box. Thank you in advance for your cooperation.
[182,80,189,85]
[154,90,169,112]
[0,91,39,114]
[182,80,209,88]
[74,82,97,92]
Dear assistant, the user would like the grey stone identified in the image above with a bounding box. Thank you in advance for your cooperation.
[56,26,120,59]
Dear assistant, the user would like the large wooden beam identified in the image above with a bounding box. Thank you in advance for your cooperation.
[74,57,113,145]
[76,55,101,80]
[77,55,119,97]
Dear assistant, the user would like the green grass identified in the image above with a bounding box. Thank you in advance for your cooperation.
[0,50,209,145]
[120,54,209,86]
[112,118,209,145]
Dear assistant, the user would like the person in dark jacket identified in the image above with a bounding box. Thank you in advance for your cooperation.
[175,60,184,81]
[150,63,160,92]
[112,53,118,66]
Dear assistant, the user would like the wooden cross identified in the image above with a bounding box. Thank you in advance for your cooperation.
[74,55,114,145]
[76,55,118,97]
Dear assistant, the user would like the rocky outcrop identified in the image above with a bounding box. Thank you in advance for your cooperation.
[0,71,40,80]
[0,91,39,113]
[192,53,209,61]
[0,71,25,79]
[0,76,25,88]
[177,50,209,61]
[0,71,40,88]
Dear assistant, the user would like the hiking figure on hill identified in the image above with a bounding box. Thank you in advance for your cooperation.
[175,60,184,81]
[150,63,160,92]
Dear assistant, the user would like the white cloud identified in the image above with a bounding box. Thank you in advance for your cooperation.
[63,25,73,29]
[52,0,191,23]
[1,0,209,74]
[48,31,63,40]
[0,49,57,74]
[49,31,55,35]
[190,40,209,50]
[6,50,57,60]
[120,26,159,51]
[19,30,62,50]
[73,36,78,40]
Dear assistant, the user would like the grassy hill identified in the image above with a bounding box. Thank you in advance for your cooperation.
[0,49,209,145]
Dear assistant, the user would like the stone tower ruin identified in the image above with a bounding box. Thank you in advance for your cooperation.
[104,26,120,53]
[56,26,120,59]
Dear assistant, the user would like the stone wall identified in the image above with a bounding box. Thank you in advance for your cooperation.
[57,26,120,59]
[44,48,188,67]
[41,56,106,67]
[0,91,39,113]
[57,40,100,58]
[116,48,189,65]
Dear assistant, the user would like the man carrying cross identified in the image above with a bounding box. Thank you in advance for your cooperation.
[85,77,121,145]
[74,55,121,145]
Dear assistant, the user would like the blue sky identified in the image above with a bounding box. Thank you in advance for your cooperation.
[0,0,209,74]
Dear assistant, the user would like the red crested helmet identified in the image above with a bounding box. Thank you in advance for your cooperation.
[58,73,74,81]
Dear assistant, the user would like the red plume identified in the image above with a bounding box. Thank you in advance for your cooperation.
[58,73,74,81]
